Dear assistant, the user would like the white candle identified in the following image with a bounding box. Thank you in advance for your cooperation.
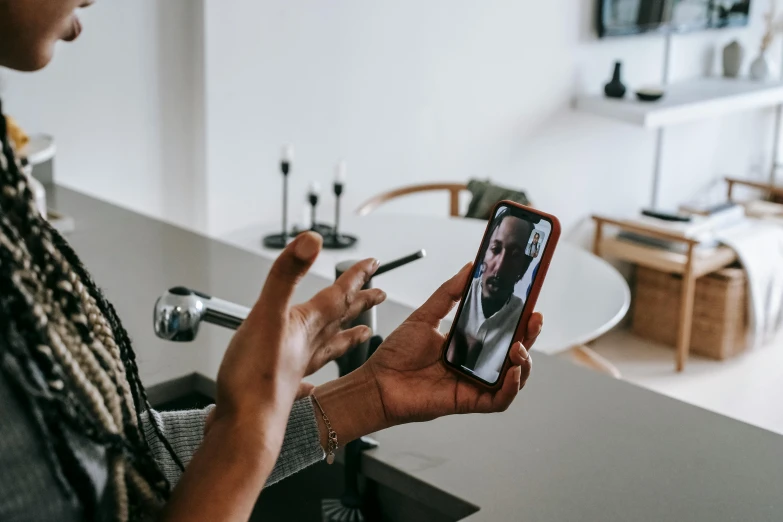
[281,144,295,163]
[308,181,321,196]
[334,160,347,184]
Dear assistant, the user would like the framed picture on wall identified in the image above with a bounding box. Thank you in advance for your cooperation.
[597,0,751,38]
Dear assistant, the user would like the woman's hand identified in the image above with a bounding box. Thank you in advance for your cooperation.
[212,231,386,430]
[291,255,387,399]
[365,263,540,425]
[166,232,385,522]
[312,263,541,450]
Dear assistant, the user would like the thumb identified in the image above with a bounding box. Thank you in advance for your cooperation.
[250,232,322,322]
[410,263,472,327]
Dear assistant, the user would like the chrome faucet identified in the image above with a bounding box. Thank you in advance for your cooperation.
[153,250,426,343]
[153,286,250,342]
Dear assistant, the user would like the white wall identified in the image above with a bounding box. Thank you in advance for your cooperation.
[202,0,778,242]
[2,0,205,230]
[1,1,778,244]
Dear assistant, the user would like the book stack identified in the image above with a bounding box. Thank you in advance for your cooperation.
[617,204,745,255]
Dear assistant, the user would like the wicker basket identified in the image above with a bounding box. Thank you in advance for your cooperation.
[632,266,747,360]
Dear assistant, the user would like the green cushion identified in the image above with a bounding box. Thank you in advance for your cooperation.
[465,179,531,220]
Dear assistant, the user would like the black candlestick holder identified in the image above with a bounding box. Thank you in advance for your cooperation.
[262,158,292,249]
[292,188,341,239]
[267,159,359,249]
[321,180,358,249]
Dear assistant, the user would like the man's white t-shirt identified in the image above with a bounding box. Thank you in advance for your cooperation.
[455,277,525,383]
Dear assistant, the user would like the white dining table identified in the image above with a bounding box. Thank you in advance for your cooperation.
[221,214,630,355]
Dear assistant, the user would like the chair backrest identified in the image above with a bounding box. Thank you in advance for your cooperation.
[356,183,469,217]
[726,177,783,203]
[464,180,532,220]
[356,180,533,219]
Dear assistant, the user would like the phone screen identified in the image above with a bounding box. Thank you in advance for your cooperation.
[445,204,553,385]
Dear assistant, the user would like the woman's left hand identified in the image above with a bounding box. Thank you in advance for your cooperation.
[313,263,541,447]
[364,263,540,425]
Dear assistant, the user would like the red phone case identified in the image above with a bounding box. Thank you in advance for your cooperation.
[442,200,561,390]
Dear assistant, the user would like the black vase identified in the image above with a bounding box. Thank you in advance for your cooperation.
[604,61,627,99]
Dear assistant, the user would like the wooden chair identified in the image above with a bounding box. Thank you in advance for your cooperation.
[356,183,469,217]
[726,177,783,203]
[725,177,783,222]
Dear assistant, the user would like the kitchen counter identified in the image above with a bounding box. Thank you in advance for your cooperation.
[52,185,783,522]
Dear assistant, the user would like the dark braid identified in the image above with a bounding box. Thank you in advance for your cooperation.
[49,230,185,471]
[0,102,182,521]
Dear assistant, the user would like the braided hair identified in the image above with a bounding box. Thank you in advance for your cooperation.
[0,103,182,521]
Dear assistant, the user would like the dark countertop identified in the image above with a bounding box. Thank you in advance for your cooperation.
[52,185,783,522]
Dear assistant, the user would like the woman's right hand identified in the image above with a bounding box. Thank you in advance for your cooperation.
[211,231,386,437]
[204,232,386,436]
[165,232,386,522]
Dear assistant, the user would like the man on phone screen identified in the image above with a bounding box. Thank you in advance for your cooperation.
[446,210,534,383]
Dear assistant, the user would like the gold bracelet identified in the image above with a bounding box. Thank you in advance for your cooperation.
[311,393,338,464]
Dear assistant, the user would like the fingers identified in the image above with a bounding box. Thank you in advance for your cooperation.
[343,288,387,327]
[508,341,533,390]
[249,232,322,323]
[306,326,372,375]
[295,382,316,400]
[410,263,473,328]
[335,258,380,294]
[523,313,544,350]
[481,342,532,412]
[301,258,381,330]
[508,341,528,366]
[490,365,521,412]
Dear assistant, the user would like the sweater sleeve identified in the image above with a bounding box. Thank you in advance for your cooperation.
[142,397,325,488]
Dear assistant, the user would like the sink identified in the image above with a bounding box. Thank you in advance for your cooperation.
[152,382,476,521]
[252,461,465,522]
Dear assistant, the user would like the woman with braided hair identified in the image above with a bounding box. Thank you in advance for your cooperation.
[0,2,543,521]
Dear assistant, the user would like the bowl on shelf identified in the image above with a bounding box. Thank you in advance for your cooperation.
[635,87,665,102]
[20,134,56,165]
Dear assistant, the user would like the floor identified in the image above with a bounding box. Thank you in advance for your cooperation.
[590,329,783,436]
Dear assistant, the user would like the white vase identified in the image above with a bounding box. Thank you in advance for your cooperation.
[750,51,774,81]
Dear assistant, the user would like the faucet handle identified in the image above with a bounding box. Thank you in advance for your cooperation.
[154,287,250,342]
[154,288,205,342]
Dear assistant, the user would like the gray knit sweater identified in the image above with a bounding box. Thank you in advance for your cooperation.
[0,370,325,521]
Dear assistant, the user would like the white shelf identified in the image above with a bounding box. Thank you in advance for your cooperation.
[575,77,783,129]
[20,134,56,165]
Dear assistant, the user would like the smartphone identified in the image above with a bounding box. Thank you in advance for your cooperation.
[443,201,560,389]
